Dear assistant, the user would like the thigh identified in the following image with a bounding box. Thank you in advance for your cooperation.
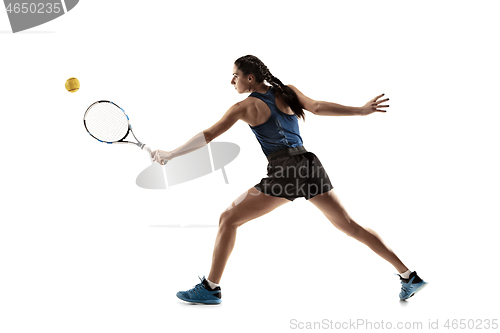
[221,187,290,228]
[307,189,358,234]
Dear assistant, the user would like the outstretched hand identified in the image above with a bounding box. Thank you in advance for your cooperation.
[359,94,389,116]
[151,149,173,165]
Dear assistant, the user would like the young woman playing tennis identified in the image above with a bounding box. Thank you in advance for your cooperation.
[152,55,427,304]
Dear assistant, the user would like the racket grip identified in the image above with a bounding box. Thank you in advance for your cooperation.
[142,146,153,162]
[143,145,167,165]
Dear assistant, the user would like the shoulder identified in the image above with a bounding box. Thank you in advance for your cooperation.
[235,95,265,114]
[227,97,257,115]
[217,98,259,127]
[241,95,260,107]
[227,95,268,127]
[287,84,302,95]
[287,84,317,112]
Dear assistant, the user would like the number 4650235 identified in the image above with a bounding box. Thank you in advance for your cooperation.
[5,2,62,14]
[444,319,498,330]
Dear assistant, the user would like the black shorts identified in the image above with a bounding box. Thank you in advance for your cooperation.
[254,147,333,201]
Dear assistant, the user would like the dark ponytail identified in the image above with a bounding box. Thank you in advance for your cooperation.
[234,55,305,121]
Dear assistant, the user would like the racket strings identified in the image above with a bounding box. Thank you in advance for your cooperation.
[92,109,127,139]
[85,102,130,142]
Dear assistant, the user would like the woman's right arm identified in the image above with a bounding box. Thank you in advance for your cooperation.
[289,85,389,116]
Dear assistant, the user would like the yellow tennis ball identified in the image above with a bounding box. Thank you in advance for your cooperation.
[65,77,80,93]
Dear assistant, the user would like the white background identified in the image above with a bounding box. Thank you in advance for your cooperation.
[1,1,499,332]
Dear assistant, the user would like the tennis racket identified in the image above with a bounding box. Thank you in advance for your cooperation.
[84,100,153,158]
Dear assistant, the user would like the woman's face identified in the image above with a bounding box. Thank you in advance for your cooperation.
[231,64,252,94]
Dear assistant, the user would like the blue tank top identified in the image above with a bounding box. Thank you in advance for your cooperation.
[248,87,304,156]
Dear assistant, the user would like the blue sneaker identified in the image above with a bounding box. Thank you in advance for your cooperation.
[176,276,222,304]
[398,271,427,300]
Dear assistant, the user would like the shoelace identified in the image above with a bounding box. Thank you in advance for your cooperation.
[190,276,206,295]
[395,273,413,292]
[192,284,203,295]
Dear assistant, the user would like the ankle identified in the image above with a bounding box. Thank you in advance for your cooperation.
[207,275,220,285]
[399,269,412,279]
[205,278,220,289]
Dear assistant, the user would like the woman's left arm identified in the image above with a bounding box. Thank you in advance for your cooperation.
[152,103,246,165]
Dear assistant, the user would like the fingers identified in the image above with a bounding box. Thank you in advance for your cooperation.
[373,106,389,112]
[373,96,388,103]
[371,103,389,108]
[152,151,163,165]
[372,94,390,112]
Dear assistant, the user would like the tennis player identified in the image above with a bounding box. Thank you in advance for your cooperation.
[152,55,427,304]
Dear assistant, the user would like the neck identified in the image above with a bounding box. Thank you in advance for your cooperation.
[250,82,269,94]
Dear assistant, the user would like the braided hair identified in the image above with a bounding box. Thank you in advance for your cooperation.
[234,55,305,121]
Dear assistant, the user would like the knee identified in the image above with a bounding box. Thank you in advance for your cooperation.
[219,210,240,229]
[342,219,363,238]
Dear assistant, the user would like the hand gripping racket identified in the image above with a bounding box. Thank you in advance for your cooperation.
[84,100,153,159]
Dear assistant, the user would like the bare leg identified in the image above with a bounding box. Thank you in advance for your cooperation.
[308,190,409,273]
[207,187,289,284]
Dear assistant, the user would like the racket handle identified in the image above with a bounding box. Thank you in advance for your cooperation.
[142,145,168,165]
[142,145,154,163]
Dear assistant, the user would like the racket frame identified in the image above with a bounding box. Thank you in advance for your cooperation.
[83,100,147,150]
